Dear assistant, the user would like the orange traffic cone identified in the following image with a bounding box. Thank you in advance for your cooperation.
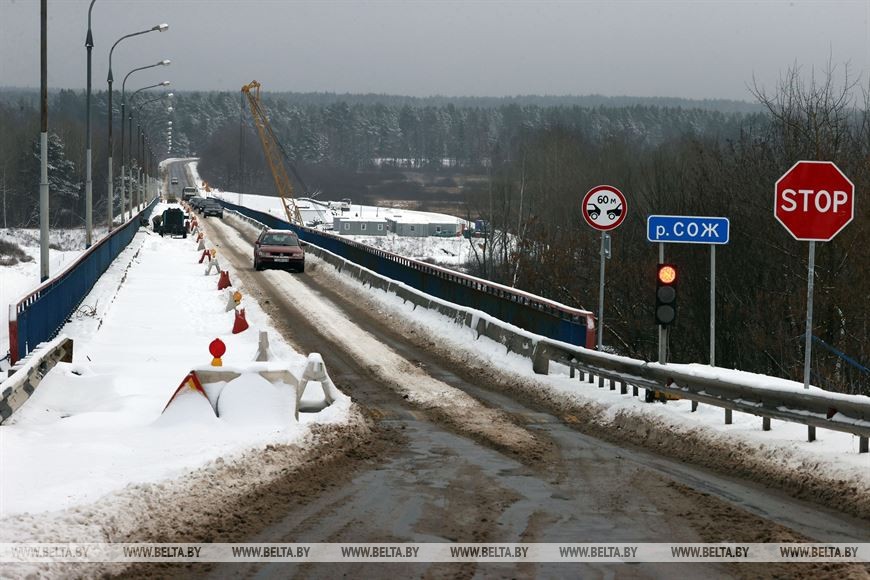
[232,308,249,334]
[217,270,231,290]
[199,249,211,263]
[196,232,204,242]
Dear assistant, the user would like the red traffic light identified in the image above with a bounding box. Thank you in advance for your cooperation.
[657,265,677,284]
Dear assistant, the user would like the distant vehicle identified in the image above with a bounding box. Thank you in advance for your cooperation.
[254,229,304,272]
[170,177,179,185]
[340,198,352,212]
[159,208,187,238]
[181,187,197,201]
[201,199,224,218]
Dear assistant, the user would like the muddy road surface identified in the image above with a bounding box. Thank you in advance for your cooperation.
[143,208,868,579]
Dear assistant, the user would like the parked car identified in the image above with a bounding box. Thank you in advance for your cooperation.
[201,199,224,218]
[254,229,304,272]
[159,207,187,238]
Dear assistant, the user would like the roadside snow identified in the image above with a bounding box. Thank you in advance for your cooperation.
[0,203,354,522]
[301,245,870,488]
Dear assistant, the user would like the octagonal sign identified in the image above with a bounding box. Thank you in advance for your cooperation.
[775,161,854,241]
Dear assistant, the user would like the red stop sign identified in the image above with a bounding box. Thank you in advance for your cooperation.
[775,161,854,241]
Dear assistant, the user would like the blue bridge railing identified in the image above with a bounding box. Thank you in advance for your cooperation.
[216,199,595,347]
[8,198,159,363]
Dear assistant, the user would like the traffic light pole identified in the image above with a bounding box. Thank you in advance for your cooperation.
[658,243,667,364]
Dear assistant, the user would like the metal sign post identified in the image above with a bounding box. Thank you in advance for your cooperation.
[774,161,854,394]
[710,244,716,366]
[803,241,816,390]
[582,185,628,351]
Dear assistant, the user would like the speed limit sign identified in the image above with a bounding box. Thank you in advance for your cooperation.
[582,185,628,231]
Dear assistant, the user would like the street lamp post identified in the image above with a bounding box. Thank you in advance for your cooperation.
[127,82,169,214]
[134,94,171,209]
[107,23,167,231]
[122,67,169,222]
[84,0,96,248]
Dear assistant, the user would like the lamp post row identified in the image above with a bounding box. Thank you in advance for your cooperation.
[92,12,168,241]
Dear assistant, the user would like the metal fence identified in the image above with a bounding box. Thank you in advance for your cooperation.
[216,199,595,347]
[8,199,159,364]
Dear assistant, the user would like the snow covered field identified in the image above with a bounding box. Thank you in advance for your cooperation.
[0,204,356,531]
[0,228,96,370]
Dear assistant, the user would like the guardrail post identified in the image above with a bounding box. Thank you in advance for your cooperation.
[763,417,771,431]
[860,437,868,454]
[598,376,605,388]
[808,426,816,442]
[632,385,638,397]
[531,343,549,375]
[620,380,627,395]
[691,401,698,412]
[587,373,594,384]
[570,367,575,379]
[725,409,732,425]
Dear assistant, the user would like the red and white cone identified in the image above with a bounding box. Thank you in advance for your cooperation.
[199,249,211,264]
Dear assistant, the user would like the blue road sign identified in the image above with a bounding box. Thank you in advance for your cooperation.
[647,215,730,245]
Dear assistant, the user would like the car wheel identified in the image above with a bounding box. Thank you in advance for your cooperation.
[297,263,305,273]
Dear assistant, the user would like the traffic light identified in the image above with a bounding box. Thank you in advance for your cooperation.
[655,263,678,326]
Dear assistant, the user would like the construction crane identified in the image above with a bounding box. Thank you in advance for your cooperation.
[241,80,305,226]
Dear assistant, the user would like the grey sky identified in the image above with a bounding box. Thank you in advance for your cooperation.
[1,0,869,101]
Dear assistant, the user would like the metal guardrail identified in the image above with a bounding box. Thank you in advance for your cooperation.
[221,204,870,453]
[1,335,73,425]
[7,198,159,364]
[535,340,870,451]
[215,199,596,347]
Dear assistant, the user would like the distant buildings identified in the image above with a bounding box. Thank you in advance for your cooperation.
[333,214,464,237]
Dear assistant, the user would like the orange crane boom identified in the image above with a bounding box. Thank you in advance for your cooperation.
[241,80,304,226]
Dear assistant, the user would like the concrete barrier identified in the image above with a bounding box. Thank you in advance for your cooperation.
[1,336,74,425]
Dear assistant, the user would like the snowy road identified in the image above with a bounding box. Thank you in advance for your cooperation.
[127,209,870,579]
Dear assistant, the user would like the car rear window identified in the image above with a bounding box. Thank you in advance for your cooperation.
[261,233,299,246]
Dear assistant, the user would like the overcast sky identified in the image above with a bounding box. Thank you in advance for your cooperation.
[1,0,868,101]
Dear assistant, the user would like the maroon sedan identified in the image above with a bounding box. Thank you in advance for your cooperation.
[253,229,305,272]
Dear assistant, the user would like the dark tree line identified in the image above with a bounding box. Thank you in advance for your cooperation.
[0,89,158,228]
[464,67,869,395]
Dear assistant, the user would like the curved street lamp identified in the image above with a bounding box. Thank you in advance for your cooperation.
[84,0,97,247]
[142,112,172,199]
[106,22,168,230]
[122,64,170,220]
[134,93,172,209]
[127,79,169,212]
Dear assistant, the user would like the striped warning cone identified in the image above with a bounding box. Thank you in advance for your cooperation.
[197,238,206,251]
[232,308,249,334]
[217,270,231,290]
[199,249,211,263]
